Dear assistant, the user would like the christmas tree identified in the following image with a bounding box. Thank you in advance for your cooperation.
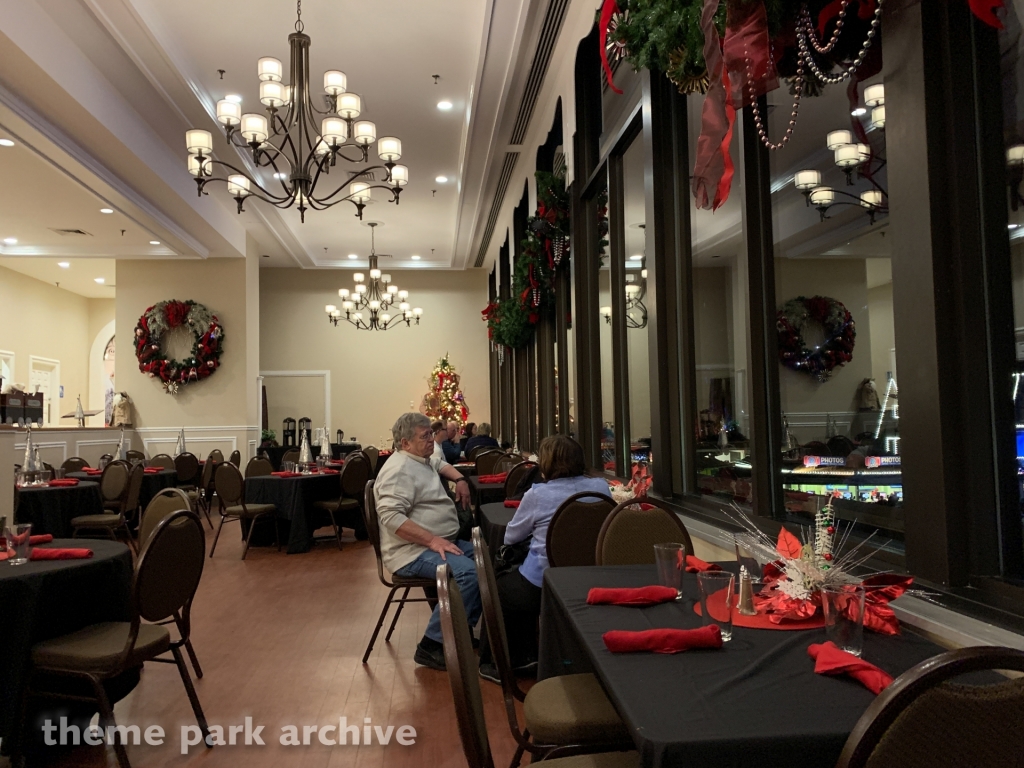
[422,354,469,425]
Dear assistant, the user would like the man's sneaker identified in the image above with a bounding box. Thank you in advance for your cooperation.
[414,639,446,671]
[478,663,501,685]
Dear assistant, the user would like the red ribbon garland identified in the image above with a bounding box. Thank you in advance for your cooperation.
[598,0,624,95]
[970,0,1004,27]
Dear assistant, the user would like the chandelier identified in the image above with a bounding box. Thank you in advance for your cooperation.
[793,84,887,224]
[600,262,649,330]
[324,223,422,331]
[184,0,407,223]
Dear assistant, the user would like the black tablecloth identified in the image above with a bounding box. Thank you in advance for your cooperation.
[0,540,135,754]
[539,564,952,768]
[68,469,178,511]
[14,483,103,538]
[453,463,477,478]
[479,501,515,554]
[245,473,343,553]
[468,476,505,509]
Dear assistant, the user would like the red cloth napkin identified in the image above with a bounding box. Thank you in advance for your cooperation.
[478,473,508,484]
[30,534,54,545]
[48,479,80,487]
[143,467,161,474]
[682,554,723,573]
[31,548,94,561]
[808,641,893,694]
[82,468,103,475]
[271,471,301,478]
[320,468,340,475]
[503,500,521,508]
[603,625,723,654]
[587,586,679,606]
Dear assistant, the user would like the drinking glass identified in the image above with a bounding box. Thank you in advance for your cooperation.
[99,456,109,470]
[52,467,65,480]
[822,584,866,657]
[15,471,26,488]
[697,571,736,641]
[734,533,771,586]
[6,523,32,565]
[39,470,51,485]
[653,543,685,599]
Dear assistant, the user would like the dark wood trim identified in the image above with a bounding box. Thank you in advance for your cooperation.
[555,260,571,435]
[498,235,514,445]
[608,152,630,476]
[488,268,499,436]
[582,107,642,201]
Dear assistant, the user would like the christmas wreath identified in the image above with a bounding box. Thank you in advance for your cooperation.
[135,300,224,394]
[776,295,855,383]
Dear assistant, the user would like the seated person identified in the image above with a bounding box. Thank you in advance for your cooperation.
[464,422,499,457]
[375,412,478,670]
[431,419,446,463]
[459,422,476,454]
[478,435,609,682]
[441,420,462,463]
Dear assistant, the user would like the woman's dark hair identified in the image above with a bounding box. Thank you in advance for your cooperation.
[463,422,476,437]
[538,435,586,480]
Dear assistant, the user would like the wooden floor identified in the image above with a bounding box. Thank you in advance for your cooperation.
[3,526,521,768]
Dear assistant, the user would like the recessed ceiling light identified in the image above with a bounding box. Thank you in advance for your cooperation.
[226,94,243,103]
[57,262,70,268]
[3,237,16,245]
[851,107,867,117]
[0,139,14,147]
[274,172,287,180]
[99,208,114,214]
[629,254,642,260]
[435,175,448,183]
[411,254,421,260]
[94,277,105,284]
[149,240,161,245]
[1010,223,1020,230]
[348,253,358,259]
[437,101,453,110]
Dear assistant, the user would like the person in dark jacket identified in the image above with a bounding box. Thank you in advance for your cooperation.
[464,422,499,457]
[441,420,463,463]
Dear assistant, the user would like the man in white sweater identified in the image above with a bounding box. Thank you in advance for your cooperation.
[374,412,477,670]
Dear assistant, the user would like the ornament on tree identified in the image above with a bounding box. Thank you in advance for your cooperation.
[421,354,470,425]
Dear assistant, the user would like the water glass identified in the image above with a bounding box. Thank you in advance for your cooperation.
[52,467,65,480]
[653,543,685,599]
[39,470,51,485]
[697,571,736,641]
[6,523,32,565]
[99,456,109,470]
[822,584,866,657]
[734,533,770,586]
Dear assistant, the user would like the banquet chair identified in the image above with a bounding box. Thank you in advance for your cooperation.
[281,448,300,465]
[471,528,632,767]
[245,456,274,478]
[61,456,89,473]
[138,488,204,679]
[186,457,219,528]
[475,448,505,476]
[126,450,146,463]
[363,444,379,476]
[504,461,538,499]
[149,453,175,470]
[466,444,486,462]
[174,451,201,491]
[99,453,114,464]
[438,560,638,768]
[546,493,616,568]
[210,462,279,560]
[837,645,1024,768]
[207,449,225,464]
[228,449,242,467]
[312,452,371,545]
[493,453,525,476]
[72,463,138,546]
[361,479,438,664]
[595,497,694,566]
[21,510,211,768]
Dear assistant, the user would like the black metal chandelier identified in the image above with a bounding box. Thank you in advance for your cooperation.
[600,261,649,330]
[324,223,422,331]
[184,0,407,223]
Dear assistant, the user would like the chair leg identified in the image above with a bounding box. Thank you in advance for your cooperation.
[174,611,203,679]
[88,676,131,768]
[171,646,211,746]
[209,514,228,557]
[241,515,257,561]
[385,588,410,642]
[328,510,342,551]
[271,513,281,552]
[362,586,399,664]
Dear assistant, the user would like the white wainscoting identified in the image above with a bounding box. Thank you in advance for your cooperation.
[135,426,260,461]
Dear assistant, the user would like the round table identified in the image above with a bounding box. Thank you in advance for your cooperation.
[0,540,135,755]
[479,501,516,554]
[68,468,178,510]
[15,482,103,538]
[244,472,345,553]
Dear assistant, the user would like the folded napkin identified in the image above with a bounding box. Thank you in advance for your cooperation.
[478,473,508,484]
[682,554,723,573]
[271,471,301,478]
[48,479,80,487]
[83,468,103,475]
[31,548,94,561]
[143,467,161,474]
[603,625,723,654]
[319,468,340,475]
[808,641,893,694]
[30,534,54,545]
[503,500,521,508]
[587,585,679,606]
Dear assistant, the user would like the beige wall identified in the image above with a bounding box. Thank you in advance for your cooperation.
[0,264,113,426]
[259,267,490,446]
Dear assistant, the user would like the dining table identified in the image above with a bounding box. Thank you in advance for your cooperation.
[539,562,960,768]
[68,468,178,510]
[0,539,137,755]
[244,471,344,553]
[14,481,103,538]
[479,501,516,554]
[468,475,505,511]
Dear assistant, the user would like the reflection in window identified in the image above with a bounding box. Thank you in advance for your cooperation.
[103,335,115,427]
[596,184,616,470]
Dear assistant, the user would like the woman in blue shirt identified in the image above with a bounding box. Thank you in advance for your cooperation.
[478,435,610,682]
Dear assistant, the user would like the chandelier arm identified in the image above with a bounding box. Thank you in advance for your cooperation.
[308,167,396,204]
[199,165,296,205]
[268,111,303,166]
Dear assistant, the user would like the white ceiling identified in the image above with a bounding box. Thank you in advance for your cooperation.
[0,256,116,297]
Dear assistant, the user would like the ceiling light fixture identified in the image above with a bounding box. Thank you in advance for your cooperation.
[3,238,17,245]
[94,278,105,284]
[851,107,867,117]
[225,94,243,103]
[0,139,14,147]
[411,254,421,260]
[435,175,448,183]
[629,254,642,260]
[149,240,161,245]
[437,101,453,110]
[100,208,114,214]
[326,222,421,331]
[347,253,358,259]
[58,262,70,268]
[185,1,408,223]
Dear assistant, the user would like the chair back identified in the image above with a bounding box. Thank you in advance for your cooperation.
[245,456,274,478]
[437,561,496,768]
[546,492,616,568]
[475,449,505,476]
[99,461,130,504]
[493,453,524,476]
[228,450,241,467]
[124,463,146,518]
[199,455,218,497]
[281,448,300,465]
[149,454,174,470]
[99,453,114,463]
[837,646,1024,768]
[138,488,192,547]
[466,444,486,462]
[503,461,538,498]
[135,509,206,629]
[595,497,694,565]
[214,462,245,508]
[126,450,146,463]
[174,452,201,486]
[207,449,225,464]
[363,479,390,586]
[341,453,371,498]
[363,445,379,475]
[61,457,89,473]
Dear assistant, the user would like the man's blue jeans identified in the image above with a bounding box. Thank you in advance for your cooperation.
[394,539,480,643]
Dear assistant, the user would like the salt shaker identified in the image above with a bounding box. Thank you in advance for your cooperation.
[738,565,758,616]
